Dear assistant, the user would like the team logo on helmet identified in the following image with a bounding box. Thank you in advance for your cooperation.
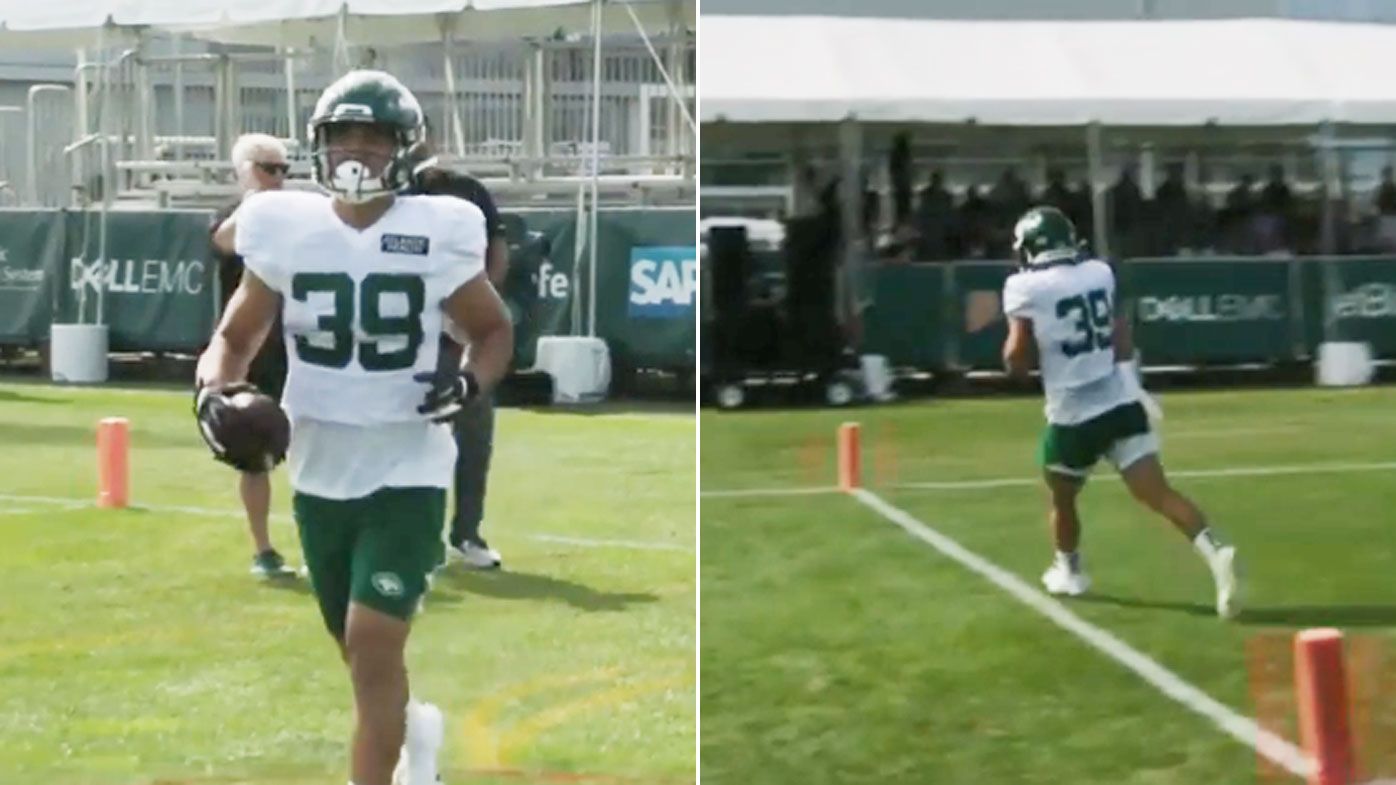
[1013,206,1078,267]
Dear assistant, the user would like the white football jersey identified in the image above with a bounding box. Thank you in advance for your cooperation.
[235,190,486,498]
[1003,258,1131,425]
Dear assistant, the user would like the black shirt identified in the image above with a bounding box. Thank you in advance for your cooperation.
[209,197,287,391]
[406,167,504,242]
[211,199,245,310]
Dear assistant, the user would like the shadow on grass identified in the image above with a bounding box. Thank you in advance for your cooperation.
[258,576,314,596]
[0,389,69,405]
[435,568,658,612]
[0,421,192,449]
[1074,593,1216,617]
[1076,593,1396,627]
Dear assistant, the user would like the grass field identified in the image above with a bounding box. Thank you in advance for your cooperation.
[0,381,695,785]
[701,386,1396,785]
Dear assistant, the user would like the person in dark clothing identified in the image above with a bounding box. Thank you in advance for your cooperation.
[988,167,1030,224]
[918,169,953,215]
[1377,166,1396,215]
[1040,168,1073,215]
[1109,166,1145,254]
[1068,179,1095,249]
[915,169,955,260]
[889,132,914,231]
[210,133,296,579]
[1154,163,1187,209]
[1153,163,1190,255]
[1224,173,1258,253]
[405,146,511,570]
[1258,164,1293,252]
[988,167,1030,256]
[1226,173,1257,214]
[1259,163,1293,215]
[956,185,993,258]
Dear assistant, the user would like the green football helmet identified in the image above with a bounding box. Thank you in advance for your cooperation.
[307,70,425,204]
[1012,206,1079,267]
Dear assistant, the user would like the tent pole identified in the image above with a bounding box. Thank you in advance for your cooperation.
[1086,121,1110,259]
[618,0,695,138]
[522,42,543,180]
[442,29,465,157]
[136,32,152,164]
[587,0,603,338]
[334,5,350,73]
[571,184,586,335]
[1319,121,1338,256]
[96,24,109,329]
[284,46,298,147]
[172,34,184,161]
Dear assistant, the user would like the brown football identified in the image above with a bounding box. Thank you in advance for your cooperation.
[220,390,291,469]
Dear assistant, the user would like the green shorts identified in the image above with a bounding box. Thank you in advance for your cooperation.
[1038,402,1157,478]
[293,486,446,639]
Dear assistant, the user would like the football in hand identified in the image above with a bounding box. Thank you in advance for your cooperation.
[199,385,290,472]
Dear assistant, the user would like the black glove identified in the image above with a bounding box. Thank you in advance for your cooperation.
[413,368,480,423]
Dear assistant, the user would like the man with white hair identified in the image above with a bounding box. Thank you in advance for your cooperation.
[210,132,297,579]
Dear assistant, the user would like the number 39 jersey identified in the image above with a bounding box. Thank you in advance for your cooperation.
[237,190,484,425]
[1003,258,1131,425]
[235,190,485,498]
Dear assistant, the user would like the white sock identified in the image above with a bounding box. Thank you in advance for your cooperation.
[1055,550,1081,572]
[1192,527,1224,561]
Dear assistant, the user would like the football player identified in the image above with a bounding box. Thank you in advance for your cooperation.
[405,130,508,570]
[211,132,297,579]
[1000,206,1240,619]
[200,70,513,785]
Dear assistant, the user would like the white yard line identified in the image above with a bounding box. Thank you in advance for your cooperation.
[0,494,688,553]
[700,486,838,499]
[703,459,1396,498]
[529,533,690,552]
[850,487,1313,780]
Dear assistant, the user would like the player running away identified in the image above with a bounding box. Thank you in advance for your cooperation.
[1000,206,1240,619]
[199,70,513,784]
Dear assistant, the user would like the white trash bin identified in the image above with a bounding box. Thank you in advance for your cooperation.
[1316,341,1374,387]
[50,324,110,384]
[534,336,611,404]
[860,354,896,402]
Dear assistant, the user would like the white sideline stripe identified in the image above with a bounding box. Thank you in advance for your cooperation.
[700,486,838,499]
[0,494,687,553]
[702,459,1396,498]
[898,461,1396,491]
[530,533,690,552]
[849,487,1313,780]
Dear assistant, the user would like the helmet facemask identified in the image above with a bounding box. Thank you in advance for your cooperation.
[310,118,420,205]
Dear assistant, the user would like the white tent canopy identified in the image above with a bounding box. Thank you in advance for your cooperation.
[0,0,693,47]
[701,16,1396,127]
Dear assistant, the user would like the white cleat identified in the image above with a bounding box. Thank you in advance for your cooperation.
[1210,546,1242,620]
[1041,560,1092,597]
[393,701,445,785]
[451,539,502,570]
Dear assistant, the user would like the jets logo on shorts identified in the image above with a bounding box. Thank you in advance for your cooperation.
[371,571,405,597]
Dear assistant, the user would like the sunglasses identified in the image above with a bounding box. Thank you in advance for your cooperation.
[255,162,290,176]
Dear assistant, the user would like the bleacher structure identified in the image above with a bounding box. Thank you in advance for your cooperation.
[2,29,693,212]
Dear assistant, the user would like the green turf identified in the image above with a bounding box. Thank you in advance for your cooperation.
[701,387,1396,785]
[0,382,694,785]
